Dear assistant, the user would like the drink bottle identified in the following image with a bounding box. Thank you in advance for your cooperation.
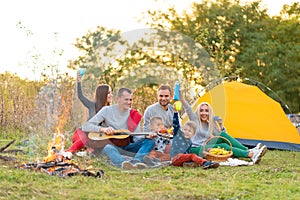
[78,68,85,77]
[173,81,180,100]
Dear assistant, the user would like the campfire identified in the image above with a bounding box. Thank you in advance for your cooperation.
[19,155,104,178]
[17,132,104,178]
[15,90,104,178]
[17,126,103,178]
[44,127,68,162]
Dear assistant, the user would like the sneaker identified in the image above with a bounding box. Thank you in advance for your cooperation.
[183,162,200,168]
[249,143,262,153]
[121,161,136,170]
[256,145,267,162]
[251,145,267,164]
[202,161,219,169]
[250,149,259,164]
[62,151,73,159]
[143,155,157,167]
[75,151,87,157]
[135,162,147,169]
[158,161,172,167]
[152,157,161,162]
[260,145,268,157]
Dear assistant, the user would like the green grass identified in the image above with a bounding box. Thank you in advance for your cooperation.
[0,137,299,200]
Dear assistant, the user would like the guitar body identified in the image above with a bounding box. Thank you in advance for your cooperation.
[87,132,131,149]
[109,137,131,147]
[87,130,172,149]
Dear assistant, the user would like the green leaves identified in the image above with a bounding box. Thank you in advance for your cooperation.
[143,0,300,112]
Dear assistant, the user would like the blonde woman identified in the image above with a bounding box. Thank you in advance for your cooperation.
[181,98,267,164]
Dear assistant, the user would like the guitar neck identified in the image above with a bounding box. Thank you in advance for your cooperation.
[88,131,173,142]
[125,132,155,136]
[112,131,173,138]
[127,132,173,139]
[94,130,173,138]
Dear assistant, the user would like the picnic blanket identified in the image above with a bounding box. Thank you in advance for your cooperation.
[219,158,253,166]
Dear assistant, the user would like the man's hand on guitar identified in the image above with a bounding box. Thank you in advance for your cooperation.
[100,127,115,135]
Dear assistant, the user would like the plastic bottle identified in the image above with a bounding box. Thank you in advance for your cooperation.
[173,81,180,100]
[78,68,85,77]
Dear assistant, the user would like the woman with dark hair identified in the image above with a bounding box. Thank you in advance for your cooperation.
[66,71,112,154]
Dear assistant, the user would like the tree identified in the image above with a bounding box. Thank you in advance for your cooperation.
[69,26,127,90]
[69,27,220,112]
[142,0,300,112]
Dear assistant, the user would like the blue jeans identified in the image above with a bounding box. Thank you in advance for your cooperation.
[102,139,155,167]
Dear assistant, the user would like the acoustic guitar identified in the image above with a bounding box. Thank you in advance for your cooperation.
[87,129,173,149]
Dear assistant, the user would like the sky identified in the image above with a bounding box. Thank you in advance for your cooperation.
[0,0,297,80]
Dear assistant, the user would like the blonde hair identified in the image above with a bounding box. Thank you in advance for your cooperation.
[150,116,163,125]
[195,102,220,136]
[184,121,197,135]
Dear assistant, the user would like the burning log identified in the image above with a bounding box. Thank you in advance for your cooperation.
[21,163,104,178]
[17,145,104,178]
[16,125,104,178]
[17,160,104,178]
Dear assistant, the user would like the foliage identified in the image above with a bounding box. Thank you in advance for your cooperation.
[0,72,42,134]
[0,71,77,137]
[3,0,299,138]
[143,0,300,112]
[117,29,219,86]
[69,27,221,112]
[69,26,126,89]
[67,0,300,112]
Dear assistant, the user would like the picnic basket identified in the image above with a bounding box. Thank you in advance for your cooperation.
[203,136,233,162]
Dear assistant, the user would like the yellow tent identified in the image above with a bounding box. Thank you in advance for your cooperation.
[183,81,300,151]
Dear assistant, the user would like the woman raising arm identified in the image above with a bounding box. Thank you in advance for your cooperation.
[66,71,112,154]
[181,97,267,164]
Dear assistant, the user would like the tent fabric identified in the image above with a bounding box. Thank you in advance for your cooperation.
[183,81,300,151]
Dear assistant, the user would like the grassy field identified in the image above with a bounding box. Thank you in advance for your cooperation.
[0,138,299,200]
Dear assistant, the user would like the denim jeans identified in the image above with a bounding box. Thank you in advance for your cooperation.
[102,138,155,167]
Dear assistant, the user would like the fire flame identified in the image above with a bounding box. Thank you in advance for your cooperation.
[18,88,104,178]
[44,91,71,162]
[44,128,66,162]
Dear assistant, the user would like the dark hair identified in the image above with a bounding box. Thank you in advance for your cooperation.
[117,88,132,97]
[95,84,110,113]
[158,84,172,93]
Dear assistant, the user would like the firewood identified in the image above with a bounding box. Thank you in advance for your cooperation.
[0,140,15,152]
[0,155,16,161]
[2,149,23,154]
